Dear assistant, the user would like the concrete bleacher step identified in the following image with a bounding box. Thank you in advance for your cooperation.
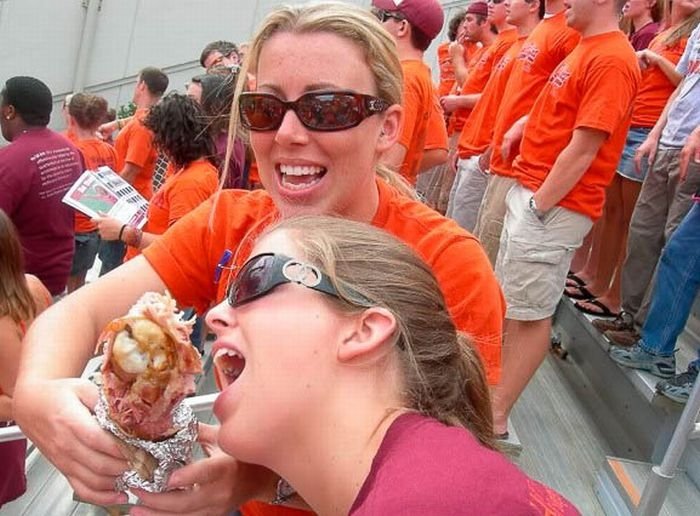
[595,456,700,516]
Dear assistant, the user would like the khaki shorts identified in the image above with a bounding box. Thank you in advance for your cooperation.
[474,174,517,267]
[495,183,592,321]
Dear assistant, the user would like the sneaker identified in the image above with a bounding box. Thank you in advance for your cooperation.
[605,328,641,347]
[609,343,676,379]
[592,311,634,333]
[656,364,699,404]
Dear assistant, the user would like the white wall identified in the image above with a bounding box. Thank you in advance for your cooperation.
[0,0,468,143]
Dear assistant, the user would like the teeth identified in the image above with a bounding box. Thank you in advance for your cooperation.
[214,347,245,388]
[280,164,324,176]
[214,348,242,360]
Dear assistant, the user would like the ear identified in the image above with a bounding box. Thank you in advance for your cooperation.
[337,307,397,364]
[376,104,402,153]
[2,104,15,121]
[397,19,411,40]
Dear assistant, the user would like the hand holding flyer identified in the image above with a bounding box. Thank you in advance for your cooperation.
[62,166,148,229]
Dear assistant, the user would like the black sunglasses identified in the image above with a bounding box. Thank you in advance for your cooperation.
[371,8,406,23]
[226,253,372,308]
[238,91,390,132]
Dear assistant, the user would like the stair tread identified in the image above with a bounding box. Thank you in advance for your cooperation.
[601,456,700,515]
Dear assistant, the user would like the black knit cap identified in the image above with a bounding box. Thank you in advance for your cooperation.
[2,76,53,126]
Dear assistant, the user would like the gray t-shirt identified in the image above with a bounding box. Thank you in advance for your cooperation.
[660,24,700,148]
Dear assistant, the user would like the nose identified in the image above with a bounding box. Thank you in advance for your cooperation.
[274,108,310,147]
[205,299,235,336]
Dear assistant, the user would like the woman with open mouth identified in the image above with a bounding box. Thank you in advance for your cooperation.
[15,3,504,515]
[204,215,578,515]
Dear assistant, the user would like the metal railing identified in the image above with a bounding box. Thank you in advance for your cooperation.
[0,392,218,444]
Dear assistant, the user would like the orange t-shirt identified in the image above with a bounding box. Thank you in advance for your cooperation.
[423,92,449,151]
[457,37,525,159]
[398,60,435,184]
[512,31,641,220]
[437,42,456,98]
[490,12,580,177]
[143,179,504,384]
[73,138,119,233]
[449,29,518,135]
[124,159,218,261]
[114,107,157,200]
[63,128,78,143]
[630,29,689,127]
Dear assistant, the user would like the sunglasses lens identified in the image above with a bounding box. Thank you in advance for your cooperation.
[240,95,284,130]
[228,254,275,306]
[297,93,362,131]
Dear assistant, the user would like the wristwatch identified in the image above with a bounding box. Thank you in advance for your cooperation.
[528,196,546,220]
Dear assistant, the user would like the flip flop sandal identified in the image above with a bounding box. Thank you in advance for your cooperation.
[564,284,595,300]
[574,298,619,318]
[566,272,586,287]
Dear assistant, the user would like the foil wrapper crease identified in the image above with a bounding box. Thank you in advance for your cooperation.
[94,392,198,493]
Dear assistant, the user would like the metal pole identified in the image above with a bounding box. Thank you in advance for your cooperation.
[0,392,218,443]
[635,375,700,515]
[72,0,101,92]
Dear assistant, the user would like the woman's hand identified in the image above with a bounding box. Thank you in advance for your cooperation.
[93,215,124,241]
[129,424,277,516]
[634,132,660,173]
[637,49,660,70]
[440,95,461,115]
[13,379,129,506]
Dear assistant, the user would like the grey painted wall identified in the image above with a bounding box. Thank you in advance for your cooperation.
[0,0,468,143]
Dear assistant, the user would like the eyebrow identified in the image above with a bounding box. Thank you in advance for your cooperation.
[255,82,348,98]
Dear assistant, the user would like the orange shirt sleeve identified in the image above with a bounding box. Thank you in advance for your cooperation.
[123,122,155,168]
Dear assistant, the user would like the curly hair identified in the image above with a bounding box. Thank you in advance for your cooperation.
[143,93,215,169]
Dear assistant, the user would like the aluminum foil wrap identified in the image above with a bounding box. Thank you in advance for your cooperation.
[94,392,198,493]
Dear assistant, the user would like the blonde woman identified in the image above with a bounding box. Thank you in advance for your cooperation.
[14,3,504,514]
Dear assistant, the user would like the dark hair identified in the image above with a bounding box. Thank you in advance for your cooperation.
[191,73,236,134]
[143,92,215,169]
[0,209,36,324]
[104,107,117,123]
[138,67,169,97]
[533,0,545,20]
[447,9,466,41]
[1,76,53,126]
[200,40,239,68]
[409,24,433,51]
[68,93,108,130]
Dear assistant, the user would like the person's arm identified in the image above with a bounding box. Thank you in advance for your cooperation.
[93,216,157,250]
[680,124,700,182]
[128,424,312,516]
[13,257,166,506]
[532,127,608,212]
[97,116,133,141]
[419,148,448,172]
[0,317,22,420]
[638,50,683,85]
[440,94,479,114]
[0,394,12,422]
[449,41,469,86]
[634,79,682,171]
[500,115,528,161]
[120,162,143,185]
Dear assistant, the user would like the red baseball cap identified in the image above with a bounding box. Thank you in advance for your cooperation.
[372,0,445,41]
[466,1,489,17]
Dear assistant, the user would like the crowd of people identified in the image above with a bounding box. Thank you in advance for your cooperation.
[0,0,699,513]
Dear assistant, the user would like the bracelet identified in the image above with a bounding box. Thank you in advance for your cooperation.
[270,478,296,505]
[117,224,127,242]
[123,226,143,248]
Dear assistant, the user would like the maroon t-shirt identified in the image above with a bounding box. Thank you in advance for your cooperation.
[0,128,83,295]
[630,21,661,51]
[350,413,580,515]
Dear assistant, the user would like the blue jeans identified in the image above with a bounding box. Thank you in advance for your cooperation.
[98,240,126,276]
[639,203,700,362]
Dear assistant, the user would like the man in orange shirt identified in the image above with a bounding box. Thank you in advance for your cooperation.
[372,0,447,185]
[491,0,640,437]
[98,67,168,276]
[451,0,544,233]
[444,0,517,231]
[437,10,467,98]
[475,0,580,265]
